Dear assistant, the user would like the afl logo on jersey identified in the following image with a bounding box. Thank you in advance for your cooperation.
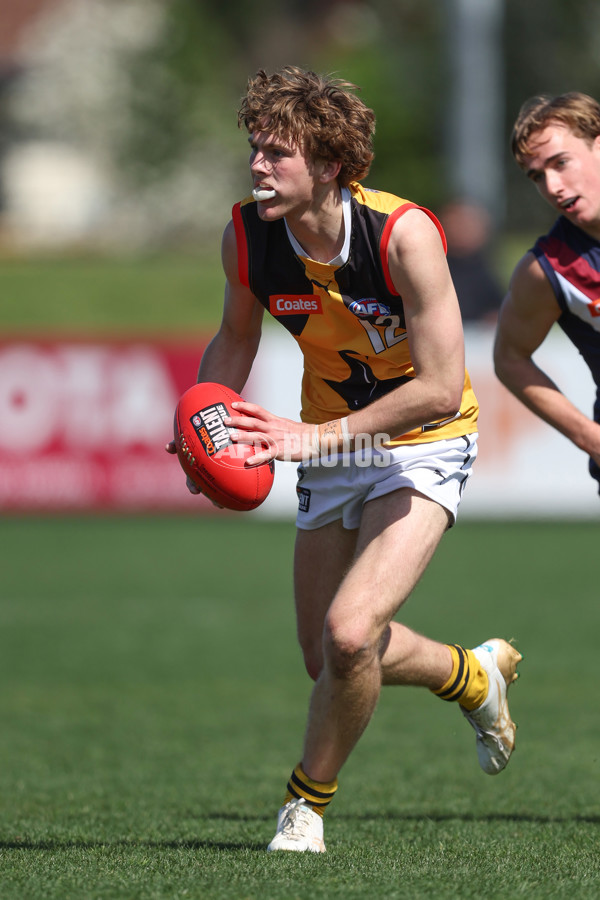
[348,299,391,318]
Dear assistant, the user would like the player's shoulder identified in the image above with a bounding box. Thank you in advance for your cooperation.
[221,216,250,290]
[349,182,435,224]
[510,249,553,294]
[506,249,559,317]
[221,217,237,257]
[349,181,411,213]
[387,204,445,261]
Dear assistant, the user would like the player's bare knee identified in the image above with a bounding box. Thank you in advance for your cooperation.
[323,621,376,679]
[327,640,373,679]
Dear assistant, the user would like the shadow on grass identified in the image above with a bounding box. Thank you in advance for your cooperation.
[0,839,265,851]
[204,812,600,823]
[1,811,599,852]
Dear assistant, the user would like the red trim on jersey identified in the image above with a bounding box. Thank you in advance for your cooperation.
[380,203,447,295]
[232,202,250,288]
[539,235,600,300]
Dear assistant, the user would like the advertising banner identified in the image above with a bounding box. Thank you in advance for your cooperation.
[0,337,211,511]
[0,328,597,517]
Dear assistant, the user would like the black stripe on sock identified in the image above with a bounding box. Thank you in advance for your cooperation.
[290,770,336,802]
[286,781,330,807]
[437,644,469,701]
[287,781,302,801]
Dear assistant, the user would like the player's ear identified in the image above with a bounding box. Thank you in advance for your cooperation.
[319,159,342,184]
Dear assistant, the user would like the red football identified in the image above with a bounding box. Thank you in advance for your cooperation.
[173,382,275,511]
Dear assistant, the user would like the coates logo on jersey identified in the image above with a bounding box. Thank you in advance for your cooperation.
[269,295,323,316]
[347,299,392,318]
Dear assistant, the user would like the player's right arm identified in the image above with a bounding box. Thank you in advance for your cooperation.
[196,218,265,391]
[494,251,600,465]
[165,218,264,492]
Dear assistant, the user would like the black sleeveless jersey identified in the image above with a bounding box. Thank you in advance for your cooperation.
[232,182,478,443]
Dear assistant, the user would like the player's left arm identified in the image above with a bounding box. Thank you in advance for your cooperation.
[345,207,466,439]
[494,252,600,465]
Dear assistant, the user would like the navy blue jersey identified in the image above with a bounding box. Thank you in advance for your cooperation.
[532,216,600,423]
[532,216,600,488]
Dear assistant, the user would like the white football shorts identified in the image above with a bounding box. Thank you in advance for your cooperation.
[295,433,478,530]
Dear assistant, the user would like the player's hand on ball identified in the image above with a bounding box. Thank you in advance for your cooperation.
[165,439,223,506]
[165,440,204,495]
[171,383,274,510]
[225,401,314,465]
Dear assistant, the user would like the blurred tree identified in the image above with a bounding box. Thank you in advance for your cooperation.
[6,0,250,247]
[4,0,600,251]
[504,0,600,232]
[116,0,243,186]
[308,0,447,208]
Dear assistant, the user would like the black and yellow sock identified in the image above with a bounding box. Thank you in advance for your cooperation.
[431,644,488,710]
[282,762,338,818]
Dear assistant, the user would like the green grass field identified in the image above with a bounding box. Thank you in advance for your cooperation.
[0,234,534,336]
[0,254,225,334]
[0,515,598,899]
[1,254,598,895]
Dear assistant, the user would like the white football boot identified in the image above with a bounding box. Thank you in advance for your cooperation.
[461,638,522,775]
[267,798,326,853]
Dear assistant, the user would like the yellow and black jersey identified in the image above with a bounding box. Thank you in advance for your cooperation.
[232,182,478,444]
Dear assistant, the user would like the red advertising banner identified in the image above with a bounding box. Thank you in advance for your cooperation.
[0,336,219,512]
[3,330,598,518]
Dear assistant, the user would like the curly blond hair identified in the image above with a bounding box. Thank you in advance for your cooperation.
[237,66,376,187]
[512,91,600,169]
